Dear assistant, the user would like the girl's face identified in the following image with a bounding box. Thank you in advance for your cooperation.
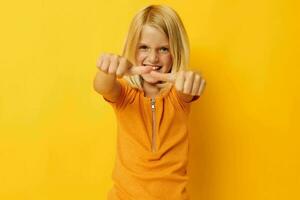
[136,25,173,84]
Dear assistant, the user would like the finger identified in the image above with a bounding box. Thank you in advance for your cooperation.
[175,71,185,92]
[116,57,129,77]
[108,55,119,74]
[96,54,104,68]
[127,65,153,76]
[183,71,195,94]
[191,74,201,96]
[100,54,110,73]
[197,79,206,96]
[149,70,176,83]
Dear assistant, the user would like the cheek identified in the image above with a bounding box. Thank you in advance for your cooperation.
[136,52,147,64]
[161,55,172,72]
[162,54,172,66]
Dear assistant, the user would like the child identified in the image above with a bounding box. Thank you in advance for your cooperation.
[94,4,206,200]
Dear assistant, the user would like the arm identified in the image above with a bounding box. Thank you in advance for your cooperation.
[93,53,152,102]
[93,70,121,103]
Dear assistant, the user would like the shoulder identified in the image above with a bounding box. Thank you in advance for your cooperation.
[170,85,200,103]
[167,85,200,114]
[102,78,138,110]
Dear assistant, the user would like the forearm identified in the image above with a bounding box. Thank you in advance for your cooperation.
[93,70,117,94]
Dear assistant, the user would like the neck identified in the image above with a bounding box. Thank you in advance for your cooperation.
[143,81,160,98]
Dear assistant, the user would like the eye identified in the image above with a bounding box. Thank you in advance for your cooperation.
[139,45,148,50]
[159,47,169,53]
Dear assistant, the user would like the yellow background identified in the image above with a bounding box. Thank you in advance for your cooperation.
[0,0,299,199]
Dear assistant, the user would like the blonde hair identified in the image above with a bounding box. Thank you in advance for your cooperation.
[121,5,190,90]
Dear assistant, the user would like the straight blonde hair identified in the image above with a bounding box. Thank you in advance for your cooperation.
[122,5,190,90]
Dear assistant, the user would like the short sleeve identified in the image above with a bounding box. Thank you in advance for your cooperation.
[102,78,132,111]
[170,87,201,115]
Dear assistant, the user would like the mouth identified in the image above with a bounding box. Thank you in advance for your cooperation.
[143,64,162,71]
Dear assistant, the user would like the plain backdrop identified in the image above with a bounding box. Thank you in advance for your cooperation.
[0,0,299,199]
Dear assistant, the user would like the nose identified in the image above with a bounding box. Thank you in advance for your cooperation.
[147,50,159,63]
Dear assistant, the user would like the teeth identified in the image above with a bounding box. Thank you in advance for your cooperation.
[152,66,161,70]
[143,64,161,70]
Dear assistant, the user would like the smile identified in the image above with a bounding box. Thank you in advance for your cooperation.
[143,64,162,71]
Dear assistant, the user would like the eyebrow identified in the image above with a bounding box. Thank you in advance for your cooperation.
[138,43,169,47]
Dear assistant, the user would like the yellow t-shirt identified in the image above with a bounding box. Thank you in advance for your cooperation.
[103,79,199,200]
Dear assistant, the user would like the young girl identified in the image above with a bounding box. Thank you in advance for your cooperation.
[94,5,206,200]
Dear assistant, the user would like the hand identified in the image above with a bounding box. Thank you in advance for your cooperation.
[96,53,152,78]
[149,70,206,96]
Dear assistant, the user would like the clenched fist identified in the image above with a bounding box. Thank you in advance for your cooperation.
[149,70,206,97]
[96,53,152,78]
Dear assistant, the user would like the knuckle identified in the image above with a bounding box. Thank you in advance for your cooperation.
[112,54,119,61]
[188,71,194,78]
[118,59,126,69]
[108,69,116,74]
[96,58,101,67]
[178,71,185,78]
[109,54,115,61]
[106,53,112,60]
[119,56,126,63]
[101,55,108,62]
[108,66,116,74]
[99,54,105,63]
[118,57,128,68]
[195,74,201,81]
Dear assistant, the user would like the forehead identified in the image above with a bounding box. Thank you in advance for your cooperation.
[138,25,169,46]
